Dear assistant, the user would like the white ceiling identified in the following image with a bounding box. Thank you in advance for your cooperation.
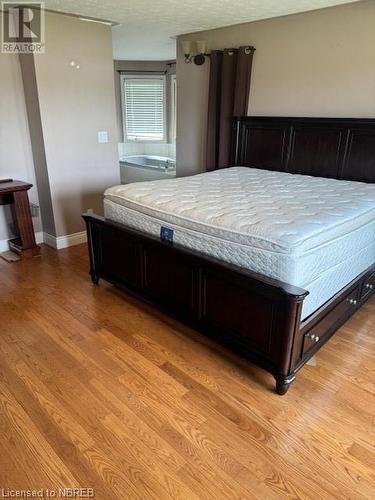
[45,0,360,61]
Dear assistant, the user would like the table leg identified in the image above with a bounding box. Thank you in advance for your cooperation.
[12,190,40,257]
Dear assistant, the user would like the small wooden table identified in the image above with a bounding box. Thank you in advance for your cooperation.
[0,179,40,258]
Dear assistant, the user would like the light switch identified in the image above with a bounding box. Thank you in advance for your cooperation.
[97,130,109,143]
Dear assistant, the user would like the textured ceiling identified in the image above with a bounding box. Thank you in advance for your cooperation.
[45,0,360,60]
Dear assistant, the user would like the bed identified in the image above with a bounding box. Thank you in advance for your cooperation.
[83,116,375,394]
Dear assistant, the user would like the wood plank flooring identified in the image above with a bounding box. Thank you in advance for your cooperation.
[0,244,374,499]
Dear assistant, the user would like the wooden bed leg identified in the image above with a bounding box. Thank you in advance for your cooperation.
[275,375,295,395]
[90,271,99,285]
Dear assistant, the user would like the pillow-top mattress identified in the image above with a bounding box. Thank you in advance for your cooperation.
[104,167,375,319]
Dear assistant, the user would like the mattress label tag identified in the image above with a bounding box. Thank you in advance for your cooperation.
[160,226,174,243]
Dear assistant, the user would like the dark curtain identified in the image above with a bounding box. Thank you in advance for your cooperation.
[206,46,255,171]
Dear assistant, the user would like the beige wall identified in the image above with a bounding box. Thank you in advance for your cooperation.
[0,52,42,243]
[1,11,119,242]
[33,12,120,237]
[176,1,375,177]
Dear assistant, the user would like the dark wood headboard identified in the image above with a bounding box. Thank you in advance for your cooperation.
[233,117,375,183]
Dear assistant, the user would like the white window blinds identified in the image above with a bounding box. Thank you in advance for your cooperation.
[122,77,166,141]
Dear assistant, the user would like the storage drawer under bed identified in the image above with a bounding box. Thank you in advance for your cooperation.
[360,271,375,301]
[301,286,360,358]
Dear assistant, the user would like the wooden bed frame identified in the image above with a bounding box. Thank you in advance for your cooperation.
[83,117,375,395]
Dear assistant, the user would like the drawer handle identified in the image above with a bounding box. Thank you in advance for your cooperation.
[365,283,373,290]
[306,332,320,342]
[347,298,358,305]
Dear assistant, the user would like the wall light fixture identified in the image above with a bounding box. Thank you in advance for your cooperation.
[181,40,210,65]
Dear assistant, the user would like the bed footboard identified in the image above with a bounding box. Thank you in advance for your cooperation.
[83,213,375,394]
[83,213,311,394]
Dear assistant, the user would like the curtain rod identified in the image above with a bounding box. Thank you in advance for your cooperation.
[222,45,256,53]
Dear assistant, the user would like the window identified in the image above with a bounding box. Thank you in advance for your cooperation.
[121,75,166,142]
[171,74,177,142]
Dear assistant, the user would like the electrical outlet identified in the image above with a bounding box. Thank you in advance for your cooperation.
[30,203,40,218]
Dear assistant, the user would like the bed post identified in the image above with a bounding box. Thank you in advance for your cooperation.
[83,213,100,285]
[274,296,305,395]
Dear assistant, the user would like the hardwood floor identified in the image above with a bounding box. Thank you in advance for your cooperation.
[0,244,374,500]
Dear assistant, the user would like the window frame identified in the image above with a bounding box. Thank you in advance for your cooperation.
[120,74,167,144]
[170,74,177,143]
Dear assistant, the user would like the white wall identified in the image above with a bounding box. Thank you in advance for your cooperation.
[176,0,375,177]
[0,53,42,243]
[118,142,176,159]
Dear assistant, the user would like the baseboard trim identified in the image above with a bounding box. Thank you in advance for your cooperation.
[0,240,9,253]
[35,232,44,245]
[1,231,87,253]
[43,230,87,250]
[0,231,44,253]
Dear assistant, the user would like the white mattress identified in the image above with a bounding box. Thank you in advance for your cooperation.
[104,167,375,319]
